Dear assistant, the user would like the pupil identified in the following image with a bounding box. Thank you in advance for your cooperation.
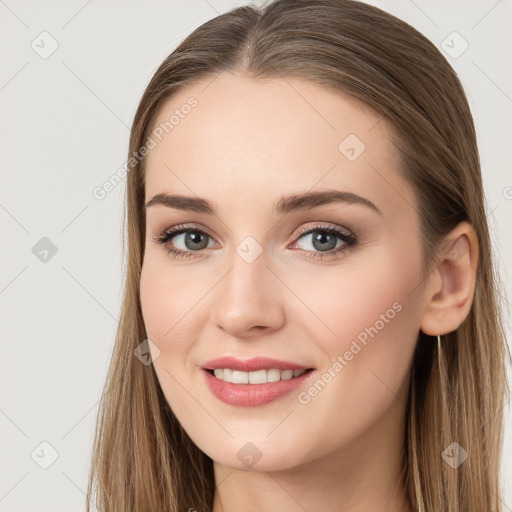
[313,231,336,251]
[186,231,208,250]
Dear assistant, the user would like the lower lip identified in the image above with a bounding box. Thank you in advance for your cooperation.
[202,369,315,407]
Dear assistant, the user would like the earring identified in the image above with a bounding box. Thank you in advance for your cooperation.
[437,334,442,369]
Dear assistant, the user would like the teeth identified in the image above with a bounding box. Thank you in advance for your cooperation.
[211,368,307,384]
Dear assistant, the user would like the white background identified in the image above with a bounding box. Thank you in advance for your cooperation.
[1,0,511,510]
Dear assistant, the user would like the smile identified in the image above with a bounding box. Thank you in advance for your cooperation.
[202,367,316,407]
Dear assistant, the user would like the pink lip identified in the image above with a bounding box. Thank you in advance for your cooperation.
[201,356,312,372]
[202,368,316,407]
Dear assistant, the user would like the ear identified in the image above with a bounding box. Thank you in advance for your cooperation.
[420,221,479,336]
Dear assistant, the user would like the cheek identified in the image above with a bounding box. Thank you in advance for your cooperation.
[288,243,422,399]
[140,262,172,342]
[285,252,417,349]
[139,258,201,410]
[139,254,204,345]
[299,246,422,411]
[139,253,219,406]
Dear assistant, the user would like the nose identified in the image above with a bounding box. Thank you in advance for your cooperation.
[210,250,286,339]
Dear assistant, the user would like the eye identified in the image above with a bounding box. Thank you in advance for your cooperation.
[290,224,357,260]
[152,223,357,260]
[152,224,216,259]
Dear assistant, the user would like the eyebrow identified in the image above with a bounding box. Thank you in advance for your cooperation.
[144,189,382,216]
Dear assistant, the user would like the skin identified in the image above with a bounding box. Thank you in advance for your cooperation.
[139,72,478,512]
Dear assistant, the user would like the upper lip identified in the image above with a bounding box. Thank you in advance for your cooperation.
[201,356,313,372]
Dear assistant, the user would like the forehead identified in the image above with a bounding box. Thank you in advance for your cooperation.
[144,73,415,216]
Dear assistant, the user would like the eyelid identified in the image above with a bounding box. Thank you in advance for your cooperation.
[293,222,354,239]
[152,223,218,244]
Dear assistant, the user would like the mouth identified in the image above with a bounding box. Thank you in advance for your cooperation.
[200,356,317,406]
[202,365,318,407]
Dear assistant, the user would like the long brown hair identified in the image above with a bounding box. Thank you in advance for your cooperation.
[86,1,510,510]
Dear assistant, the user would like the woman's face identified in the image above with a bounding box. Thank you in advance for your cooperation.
[140,72,428,471]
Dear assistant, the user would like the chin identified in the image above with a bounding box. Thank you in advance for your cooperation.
[199,436,309,472]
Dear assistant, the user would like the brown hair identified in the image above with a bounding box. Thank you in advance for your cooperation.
[86,1,510,511]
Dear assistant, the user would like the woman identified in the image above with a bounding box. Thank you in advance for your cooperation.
[86,1,510,511]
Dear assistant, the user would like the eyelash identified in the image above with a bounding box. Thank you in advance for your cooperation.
[152,223,357,261]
